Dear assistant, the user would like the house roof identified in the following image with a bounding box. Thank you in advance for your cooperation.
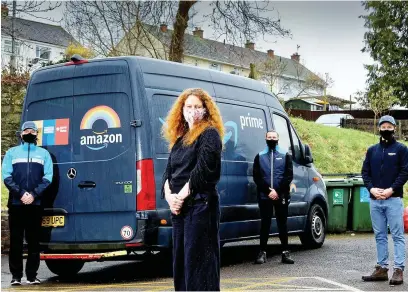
[286,99,322,107]
[139,24,315,80]
[298,95,355,106]
[1,17,76,47]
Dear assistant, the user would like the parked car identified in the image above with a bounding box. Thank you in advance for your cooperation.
[22,55,329,276]
[315,113,354,127]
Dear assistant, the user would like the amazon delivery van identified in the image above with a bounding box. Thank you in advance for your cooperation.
[21,56,328,276]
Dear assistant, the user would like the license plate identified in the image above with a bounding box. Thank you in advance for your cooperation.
[42,216,65,227]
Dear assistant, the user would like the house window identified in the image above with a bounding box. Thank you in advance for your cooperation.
[232,67,243,75]
[3,40,20,55]
[209,63,221,71]
[36,45,51,60]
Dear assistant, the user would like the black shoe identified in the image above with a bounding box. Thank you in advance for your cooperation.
[282,251,295,264]
[27,278,41,285]
[11,278,21,286]
[255,251,267,264]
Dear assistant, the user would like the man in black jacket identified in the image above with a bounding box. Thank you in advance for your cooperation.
[361,115,407,286]
[253,130,294,264]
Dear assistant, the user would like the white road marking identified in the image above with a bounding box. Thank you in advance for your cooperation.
[313,276,364,292]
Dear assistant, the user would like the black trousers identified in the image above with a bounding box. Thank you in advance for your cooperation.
[259,198,289,252]
[8,205,43,279]
[171,194,220,291]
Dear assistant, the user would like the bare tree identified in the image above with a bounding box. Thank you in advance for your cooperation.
[64,1,290,63]
[258,57,289,97]
[356,64,399,132]
[355,87,398,133]
[291,61,331,99]
[65,1,177,58]
[1,1,62,72]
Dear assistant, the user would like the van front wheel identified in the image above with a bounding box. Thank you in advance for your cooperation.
[45,260,84,277]
[299,204,326,249]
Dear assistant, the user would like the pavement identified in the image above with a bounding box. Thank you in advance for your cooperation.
[1,234,407,291]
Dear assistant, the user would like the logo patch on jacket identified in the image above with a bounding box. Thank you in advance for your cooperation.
[388,153,396,156]
[276,157,283,160]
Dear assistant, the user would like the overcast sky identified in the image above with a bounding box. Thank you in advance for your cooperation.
[191,1,373,101]
[22,1,372,101]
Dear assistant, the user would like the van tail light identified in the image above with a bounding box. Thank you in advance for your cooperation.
[136,159,156,211]
[65,54,88,66]
[64,60,88,66]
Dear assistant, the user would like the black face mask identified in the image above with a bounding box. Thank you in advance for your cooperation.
[266,139,278,149]
[379,130,395,141]
[22,133,37,144]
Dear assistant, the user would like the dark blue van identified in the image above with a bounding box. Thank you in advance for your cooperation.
[22,56,328,276]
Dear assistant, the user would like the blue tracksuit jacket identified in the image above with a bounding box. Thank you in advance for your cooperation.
[2,143,53,207]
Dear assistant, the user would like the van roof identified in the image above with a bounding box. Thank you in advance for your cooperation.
[32,56,283,110]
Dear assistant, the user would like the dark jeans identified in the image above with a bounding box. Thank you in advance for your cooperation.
[171,194,220,291]
[8,205,43,279]
[259,198,289,252]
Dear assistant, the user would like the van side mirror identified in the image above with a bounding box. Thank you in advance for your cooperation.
[304,144,314,164]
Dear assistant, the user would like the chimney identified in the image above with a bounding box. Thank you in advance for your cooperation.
[193,27,203,39]
[267,49,274,58]
[245,41,255,50]
[1,3,9,18]
[160,24,168,33]
[291,53,300,62]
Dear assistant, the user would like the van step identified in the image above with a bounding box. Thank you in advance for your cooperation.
[40,250,127,261]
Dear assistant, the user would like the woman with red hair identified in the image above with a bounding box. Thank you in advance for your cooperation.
[162,88,224,291]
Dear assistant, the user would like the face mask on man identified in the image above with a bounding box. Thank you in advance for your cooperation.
[266,139,278,150]
[22,133,37,144]
[183,108,206,126]
[379,129,395,141]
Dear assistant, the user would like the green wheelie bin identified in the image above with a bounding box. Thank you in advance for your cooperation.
[349,177,372,232]
[324,178,353,233]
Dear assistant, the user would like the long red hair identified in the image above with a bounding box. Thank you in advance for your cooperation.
[162,88,224,149]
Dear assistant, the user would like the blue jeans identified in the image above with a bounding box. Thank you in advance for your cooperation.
[370,198,405,270]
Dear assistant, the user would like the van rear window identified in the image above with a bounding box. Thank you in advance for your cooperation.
[72,93,131,162]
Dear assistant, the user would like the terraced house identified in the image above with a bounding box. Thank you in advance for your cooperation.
[115,24,325,101]
[1,5,75,70]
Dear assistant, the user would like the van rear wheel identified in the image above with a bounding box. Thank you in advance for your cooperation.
[45,260,84,277]
[299,204,326,249]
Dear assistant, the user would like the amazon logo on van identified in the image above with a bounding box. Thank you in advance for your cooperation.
[80,105,123,151]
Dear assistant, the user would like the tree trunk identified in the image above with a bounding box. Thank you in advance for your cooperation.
[248,63,257,79]
[373,114,377,135]
[323,86,327,111]
[169,1,196,63]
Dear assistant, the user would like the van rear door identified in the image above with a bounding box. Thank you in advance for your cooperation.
[71,60,137,243]
[24,66,76,242]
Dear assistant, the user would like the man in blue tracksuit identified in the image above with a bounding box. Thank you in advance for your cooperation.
[253,130,294,265]
[362,115,408,286]
[2,121,53,286]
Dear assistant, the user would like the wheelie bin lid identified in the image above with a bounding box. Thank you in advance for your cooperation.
[324,178,353,187]
[348,176,365,186]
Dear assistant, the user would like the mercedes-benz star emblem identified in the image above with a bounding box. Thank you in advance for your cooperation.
[67,168,77,179]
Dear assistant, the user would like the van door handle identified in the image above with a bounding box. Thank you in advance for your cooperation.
[78,181,96,189]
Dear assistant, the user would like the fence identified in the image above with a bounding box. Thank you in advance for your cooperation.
[288,109,408,122]
[342,118,408,141]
